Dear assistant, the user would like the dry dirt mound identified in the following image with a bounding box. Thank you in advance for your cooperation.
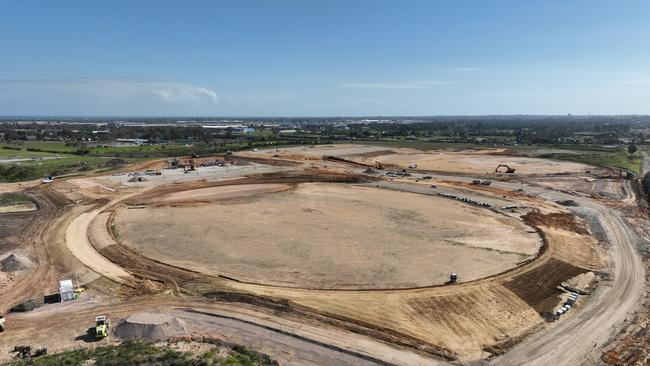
[0,253,34,272]
[114,312,186,341]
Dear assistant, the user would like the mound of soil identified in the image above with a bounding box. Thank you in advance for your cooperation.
[10,298,43,312]
[114,312,185,341]
[135,279,165,295]
[0,253,34,272]
[522,211,589,235]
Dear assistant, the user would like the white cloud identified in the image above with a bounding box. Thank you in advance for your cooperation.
[617,76,650,86]
[0,78,218,104]
[340,80,449,90]
[346,97,386,107]
[453,67,481,72]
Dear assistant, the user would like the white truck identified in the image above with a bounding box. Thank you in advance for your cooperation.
[0,315,5,332]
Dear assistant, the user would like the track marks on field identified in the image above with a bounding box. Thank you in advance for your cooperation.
[503,257,587,313]
[404,284,542,353]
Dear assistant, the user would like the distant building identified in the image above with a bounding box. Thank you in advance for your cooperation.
[116,138,148,145]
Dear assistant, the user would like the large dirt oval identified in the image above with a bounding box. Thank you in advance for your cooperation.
[112,183,541,289]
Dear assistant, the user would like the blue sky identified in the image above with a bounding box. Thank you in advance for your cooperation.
[1,0,650,116]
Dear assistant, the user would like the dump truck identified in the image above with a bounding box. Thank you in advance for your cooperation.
[0,315,5,332]
[95,315,110,338]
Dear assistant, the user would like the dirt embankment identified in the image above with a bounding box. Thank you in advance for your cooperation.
[0,188,71,314]
[522,211,590,235]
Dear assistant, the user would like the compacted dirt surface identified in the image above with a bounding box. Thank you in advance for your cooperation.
[113,182,540,289]
[0,145,646,365]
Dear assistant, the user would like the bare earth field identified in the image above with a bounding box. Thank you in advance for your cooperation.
[0,144,645,365]
[239,144,589,175]
[113,183,540,289]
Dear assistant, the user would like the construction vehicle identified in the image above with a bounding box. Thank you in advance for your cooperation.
[183,158,197,173]
[0,315,5,332]
[95,315,110,339]
[495,164,516,173]
[472,179,492,186]
[374,161,385,170]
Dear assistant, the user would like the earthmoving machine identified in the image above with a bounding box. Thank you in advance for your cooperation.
[374,161,385,170]
[449,273,458,284]
[183,158,197,173]
[472,179,492,186]
[0,315,5,332]
[95,315,110,339]
[495,164,516,173]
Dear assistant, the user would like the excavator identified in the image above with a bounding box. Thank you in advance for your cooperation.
[495,164,516,173]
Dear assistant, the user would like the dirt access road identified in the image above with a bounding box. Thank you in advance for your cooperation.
[489,184,646,365]
[0,297,441,366]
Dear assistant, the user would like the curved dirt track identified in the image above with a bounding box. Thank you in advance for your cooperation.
[0,188,69,314]
[65,206,133,284]
[491,189,646,366]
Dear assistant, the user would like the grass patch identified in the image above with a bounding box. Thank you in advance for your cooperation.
[355,139,476,150]
[4,341,277,366]
[0,193,32,206]
[550,151,641,174]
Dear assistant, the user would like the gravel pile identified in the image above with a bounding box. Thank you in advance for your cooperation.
[0,253,34,272]
[114,312,186,341]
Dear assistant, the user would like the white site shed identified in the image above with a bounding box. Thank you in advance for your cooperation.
[59,279,75,302]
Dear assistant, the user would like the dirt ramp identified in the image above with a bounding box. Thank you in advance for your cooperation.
[0,253,34,272]
[114,312,186,341]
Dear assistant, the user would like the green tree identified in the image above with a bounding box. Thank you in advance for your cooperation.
[628,144,638,154]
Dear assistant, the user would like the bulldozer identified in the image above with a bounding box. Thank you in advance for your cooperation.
[94,315,110,339]
[495,164,516,173]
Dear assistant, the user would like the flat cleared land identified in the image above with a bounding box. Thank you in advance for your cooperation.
[365,151,588,175]
[241,144,589,175]
[114,183,540,289]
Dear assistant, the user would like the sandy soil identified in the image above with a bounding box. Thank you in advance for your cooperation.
[240,144,589,175]
[159,183,291,203]
[0,203,37,213]
[114,182,540,289]
[66,206,133,283]
[365,151,587,175]
[1,146,640,364]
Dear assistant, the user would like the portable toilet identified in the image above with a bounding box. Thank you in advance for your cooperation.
[59,280,75,302]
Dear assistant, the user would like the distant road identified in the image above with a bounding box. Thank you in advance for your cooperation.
[641,150,649,177]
